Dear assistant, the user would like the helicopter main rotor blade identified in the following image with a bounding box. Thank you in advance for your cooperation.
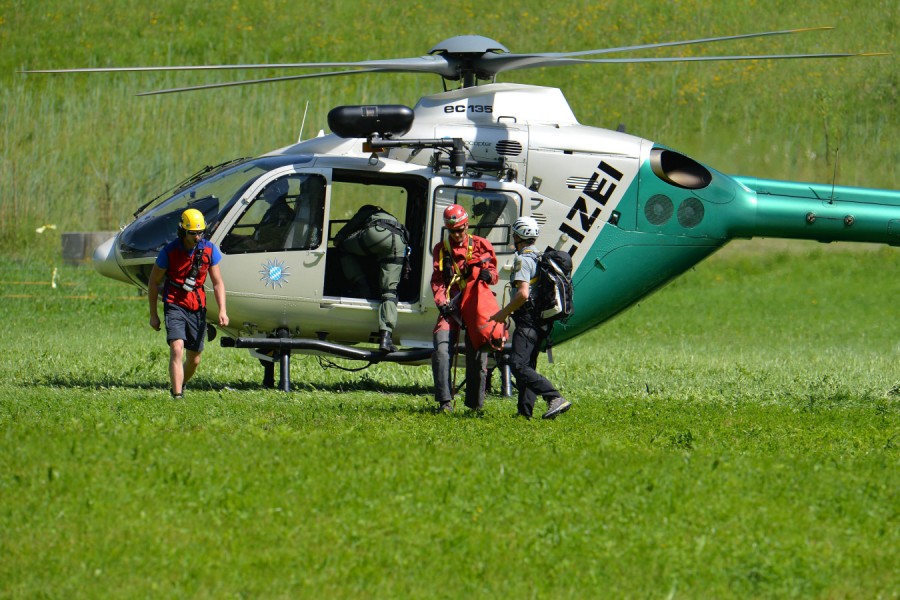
[22,56,459,78]
[138,51,880,96]
[135,68,393,96]
[478,26,836,66]
[495,51,885,73]
[21,27,841,80]
[21,26,881,93]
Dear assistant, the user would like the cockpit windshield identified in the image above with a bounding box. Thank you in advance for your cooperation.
[118,155,308,259]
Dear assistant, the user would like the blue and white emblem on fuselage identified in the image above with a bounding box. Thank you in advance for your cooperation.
[259,258,289,288]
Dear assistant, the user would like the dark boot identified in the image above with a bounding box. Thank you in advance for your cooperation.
[379,330,397,353]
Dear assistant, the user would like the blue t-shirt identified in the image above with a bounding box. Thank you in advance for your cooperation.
[155,239,221,270]
[155,238,223,310]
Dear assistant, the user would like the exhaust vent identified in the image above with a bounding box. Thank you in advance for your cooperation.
[650,147,712,190]
[530,212,549,226]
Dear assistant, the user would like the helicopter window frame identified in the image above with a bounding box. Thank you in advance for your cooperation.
[432,186,520,255]
[220,173,326,254]
[322,169,429,303]
[117,155,307,260]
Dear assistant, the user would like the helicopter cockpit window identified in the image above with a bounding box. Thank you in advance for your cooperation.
[433,187,520,255]
[118,155,303,259]
[221,174,326,254]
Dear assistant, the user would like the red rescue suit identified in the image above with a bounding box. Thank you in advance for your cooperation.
[431,233,502,346]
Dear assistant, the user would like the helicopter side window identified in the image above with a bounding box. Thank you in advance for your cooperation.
[433,187,520,255]
[221,174,325,254]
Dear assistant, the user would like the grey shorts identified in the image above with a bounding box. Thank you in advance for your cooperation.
[164,303,207,352]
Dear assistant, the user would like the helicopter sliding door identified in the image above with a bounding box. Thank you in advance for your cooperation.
[316,170,430,344]
[428,184,521,302]
[430,185,520,255]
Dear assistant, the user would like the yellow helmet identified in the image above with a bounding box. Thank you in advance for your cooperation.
[180,208,206,232]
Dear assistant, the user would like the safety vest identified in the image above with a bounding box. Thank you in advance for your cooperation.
[162,239,214,311]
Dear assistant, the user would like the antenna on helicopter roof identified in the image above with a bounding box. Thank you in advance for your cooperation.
[298,101,310,143]
[829,146,840,204]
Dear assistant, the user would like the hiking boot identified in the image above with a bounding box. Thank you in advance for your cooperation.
[542,397,571,419]
[437,401,453,414]
[379,330,397,353]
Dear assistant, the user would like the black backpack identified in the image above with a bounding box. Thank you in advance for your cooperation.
[530,249,574,325]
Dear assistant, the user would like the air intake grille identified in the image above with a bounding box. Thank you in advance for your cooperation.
[677,197,705,228]
[531,212,548,226]
[496,140,523,156]
[566,177,600,191]
[644,194,674,225]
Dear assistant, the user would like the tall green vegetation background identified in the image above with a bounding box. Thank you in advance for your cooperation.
[1,0,897,258]
[1,1,898,597]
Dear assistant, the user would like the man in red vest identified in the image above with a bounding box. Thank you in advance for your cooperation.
[431,204,498,412]
[148,209,229,399]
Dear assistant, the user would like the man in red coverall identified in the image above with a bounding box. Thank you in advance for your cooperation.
[431,204,498,412]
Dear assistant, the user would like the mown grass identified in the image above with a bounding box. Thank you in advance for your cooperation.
[2,1,898,596]
[1,247,897,598]
[2,0,898,257]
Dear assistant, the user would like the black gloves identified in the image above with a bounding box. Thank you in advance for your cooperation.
[439,303,455,319]
[477,269,493,283]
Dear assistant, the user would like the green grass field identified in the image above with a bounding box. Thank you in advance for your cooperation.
[2,1,898,597]
[1,247,897,598]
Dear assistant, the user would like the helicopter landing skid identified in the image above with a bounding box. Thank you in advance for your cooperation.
[222,336,434,392]
[221,336,513,397]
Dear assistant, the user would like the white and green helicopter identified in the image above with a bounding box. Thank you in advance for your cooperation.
[27,30,898,391]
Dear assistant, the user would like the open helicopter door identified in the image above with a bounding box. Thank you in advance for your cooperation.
[320,169,430,347]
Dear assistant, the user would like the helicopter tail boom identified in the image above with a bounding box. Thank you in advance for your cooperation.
[731,176,900,246]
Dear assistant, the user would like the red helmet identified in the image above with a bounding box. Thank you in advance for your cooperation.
[443,204,469,230]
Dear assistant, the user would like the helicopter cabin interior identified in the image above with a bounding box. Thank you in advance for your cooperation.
[218,168,520,309]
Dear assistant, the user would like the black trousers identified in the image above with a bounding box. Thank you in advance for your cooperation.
[508,320,561,418]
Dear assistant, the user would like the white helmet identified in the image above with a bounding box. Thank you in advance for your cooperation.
[512,216,540,240]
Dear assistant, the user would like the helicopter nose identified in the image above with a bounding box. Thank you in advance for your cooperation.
[92,234,132,284]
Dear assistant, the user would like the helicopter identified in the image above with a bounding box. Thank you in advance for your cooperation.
[25,29,899,392]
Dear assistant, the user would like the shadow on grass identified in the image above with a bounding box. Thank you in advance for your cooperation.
[36,374,434,396]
